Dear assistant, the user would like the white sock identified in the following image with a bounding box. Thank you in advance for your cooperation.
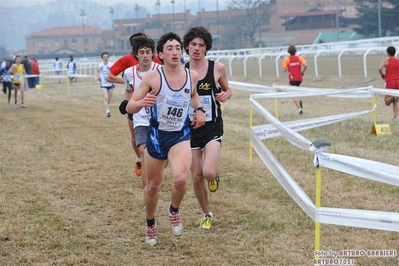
[205,212,213,217]
[137,157,142,162]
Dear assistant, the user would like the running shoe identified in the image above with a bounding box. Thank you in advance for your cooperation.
[21,103,26,108]
[145,223,158,246]
[208,174,220,192]
[169,210,183,236]
[198,214,214,230]
[135,161,142,176]
[107,111,111,117]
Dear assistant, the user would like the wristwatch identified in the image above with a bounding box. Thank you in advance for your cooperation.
[195,107,206,113]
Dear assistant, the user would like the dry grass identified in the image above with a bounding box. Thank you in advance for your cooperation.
[1,56,398,266]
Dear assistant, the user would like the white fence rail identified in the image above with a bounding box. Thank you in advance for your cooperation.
[38,36,399,79]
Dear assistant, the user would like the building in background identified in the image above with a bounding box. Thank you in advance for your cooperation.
[24,0,361,57]
[26,26,106,56]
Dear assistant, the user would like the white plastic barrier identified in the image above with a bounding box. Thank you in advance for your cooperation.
[252,109,375,140]
[229,81,274,93]
[225,79,399,234]
[249,129,399,232]
[370,88,399,97]
[249,94,399,232]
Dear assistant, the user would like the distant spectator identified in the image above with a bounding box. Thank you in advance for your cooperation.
[54,57,63,83]
[1,59,13,104]
[67,55,77,84]
[31,58,40,87]
[23,56,33,89]
[9,54,15,64]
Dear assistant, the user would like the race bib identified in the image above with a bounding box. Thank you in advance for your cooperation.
[189,95,212,122]
[159,96,190,128]
[15,74,22,81]
[137,107,151,121]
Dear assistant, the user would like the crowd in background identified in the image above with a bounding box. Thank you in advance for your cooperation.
[1,55,41,90]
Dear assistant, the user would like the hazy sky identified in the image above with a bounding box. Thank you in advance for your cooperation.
[0,0,231,51]
[1,0,230,13]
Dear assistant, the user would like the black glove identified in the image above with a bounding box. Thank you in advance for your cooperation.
[119,100,128,115]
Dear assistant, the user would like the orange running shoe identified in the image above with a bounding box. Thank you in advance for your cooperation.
[135,161,142,177]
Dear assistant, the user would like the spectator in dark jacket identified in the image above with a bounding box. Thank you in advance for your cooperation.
[1,59,13,104]
[23,56,34,89]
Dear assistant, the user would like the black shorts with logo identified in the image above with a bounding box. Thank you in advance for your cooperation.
[191,117,223,150]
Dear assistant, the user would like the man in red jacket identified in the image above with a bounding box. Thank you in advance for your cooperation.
[106,32,161,85]
[282,45,307,114]
[31,58,40,88]
[378,46,399,122]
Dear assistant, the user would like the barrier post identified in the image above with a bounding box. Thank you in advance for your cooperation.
[371,95,377,125]
[312,139,331,263]
[370,86,377,125]
[273,84,279,119]
[315,166,322,253]
[41,75,46,90]
[274,99,278,120]
[249,104,253,162]
[67,75,71,94]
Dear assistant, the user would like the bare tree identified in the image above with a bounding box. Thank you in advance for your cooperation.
[228,0,273,45]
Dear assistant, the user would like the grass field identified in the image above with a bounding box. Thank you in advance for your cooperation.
[1,56,398,265]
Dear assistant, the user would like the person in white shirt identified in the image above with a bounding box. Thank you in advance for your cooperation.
[126,32,206,246]
[67,55,76,84]
[53,57,63,83]
[120,36,160,189]
[97,52,115,117]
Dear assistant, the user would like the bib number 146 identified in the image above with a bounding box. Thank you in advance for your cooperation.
[167,107,183,117]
